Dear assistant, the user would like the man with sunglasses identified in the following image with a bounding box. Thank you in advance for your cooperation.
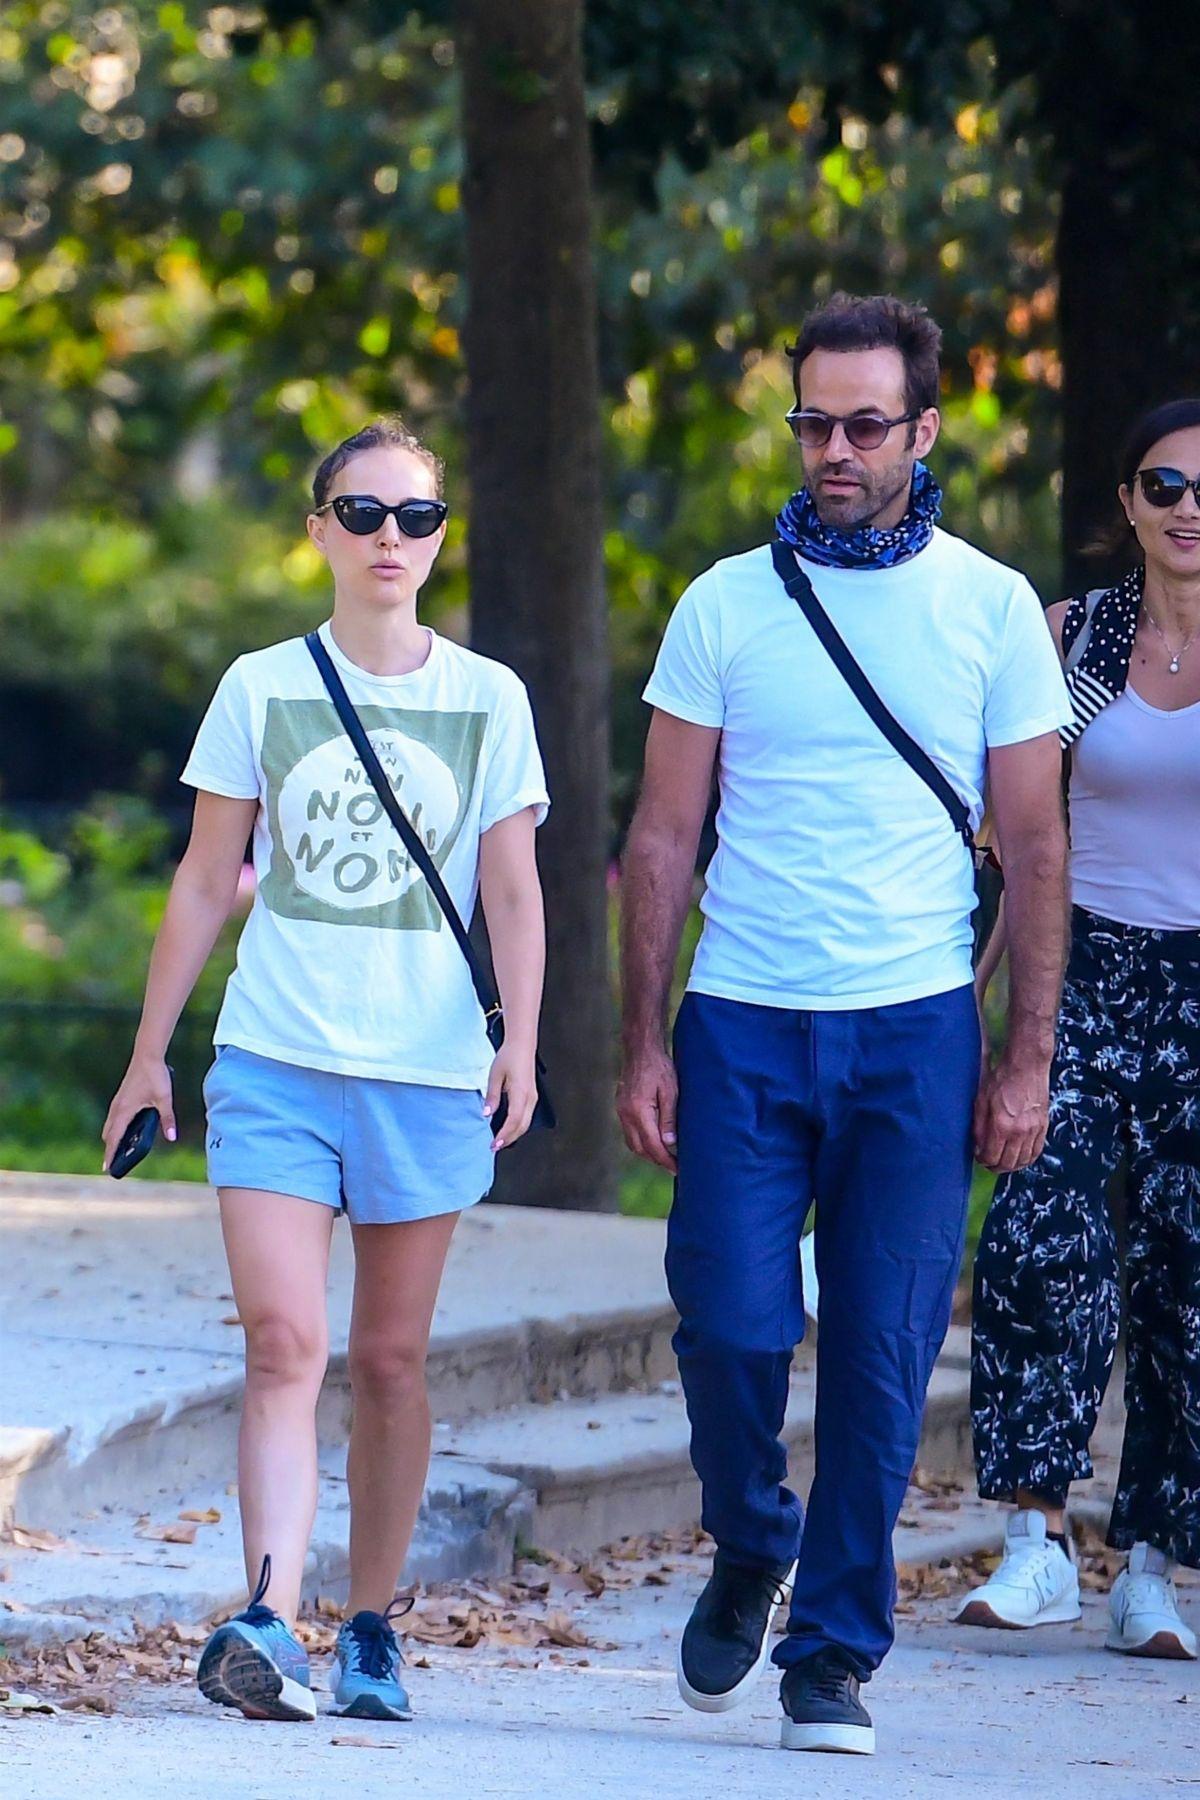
[618,292,1073,1755]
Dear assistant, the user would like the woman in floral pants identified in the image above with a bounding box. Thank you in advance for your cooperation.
[958,398,1200,1658]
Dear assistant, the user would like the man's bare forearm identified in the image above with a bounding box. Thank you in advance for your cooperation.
[1000,821,1069,1066]
[620,815,699,1055]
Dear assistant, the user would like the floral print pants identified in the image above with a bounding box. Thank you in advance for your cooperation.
[972,906,1200,1567]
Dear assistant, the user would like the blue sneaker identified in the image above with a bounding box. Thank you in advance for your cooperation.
[332,1600,413,1720]
[198,1555,316,1721]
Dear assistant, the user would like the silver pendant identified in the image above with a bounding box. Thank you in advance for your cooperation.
[1170,657,1181,673]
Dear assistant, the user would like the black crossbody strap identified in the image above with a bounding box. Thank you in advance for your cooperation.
[304,631,500,1022]
[770,541,976,850]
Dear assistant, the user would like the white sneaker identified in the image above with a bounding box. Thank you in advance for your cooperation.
[1106,1544,1198,1660]
[953,1509,1081,1628]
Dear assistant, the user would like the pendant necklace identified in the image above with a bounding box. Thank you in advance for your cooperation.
[1142,606,1198,674]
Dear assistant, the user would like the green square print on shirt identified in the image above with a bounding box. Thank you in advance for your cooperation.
[258,697,487,930]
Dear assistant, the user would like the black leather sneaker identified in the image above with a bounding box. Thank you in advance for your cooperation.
[677,1550,796,1713]
[779,1650,875,1754]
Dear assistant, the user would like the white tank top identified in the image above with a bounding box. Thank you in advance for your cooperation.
[1070,684,1200,930]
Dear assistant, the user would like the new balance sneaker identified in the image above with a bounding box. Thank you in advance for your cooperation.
[779,1650,875,1755]
[677,1551,797,1713]
[1106,1543,1198,1660]
[953,1509,1080,1628]
[197,1555,316,1721]
[332,1600,414,1720]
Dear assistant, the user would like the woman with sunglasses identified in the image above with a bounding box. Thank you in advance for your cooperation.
[958,398,1200,1658]
[102,418,549,1721]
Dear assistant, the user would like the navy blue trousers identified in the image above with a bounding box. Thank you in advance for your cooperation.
[667,987,979,1680]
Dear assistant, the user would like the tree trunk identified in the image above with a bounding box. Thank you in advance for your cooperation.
[1055,38,1200,592]
[456,0,615,1210]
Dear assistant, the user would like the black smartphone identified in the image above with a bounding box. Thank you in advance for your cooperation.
[108,1106,161,1180]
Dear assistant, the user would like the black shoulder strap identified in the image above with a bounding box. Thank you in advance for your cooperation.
[304,630,500,1023]
[769,541,976,850]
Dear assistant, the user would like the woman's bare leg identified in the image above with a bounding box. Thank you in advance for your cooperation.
[344,1209,461,1615]
[219,1188,335,1626]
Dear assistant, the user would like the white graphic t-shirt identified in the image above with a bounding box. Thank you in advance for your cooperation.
[644,530,1072,1010]
[182,622,549,1088]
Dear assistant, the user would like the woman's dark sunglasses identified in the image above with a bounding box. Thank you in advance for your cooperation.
[316,494,449,537]
[785,407,920,451]
[1135,467,1200,509]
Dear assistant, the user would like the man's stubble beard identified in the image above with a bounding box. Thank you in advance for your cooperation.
[809,455,915,532]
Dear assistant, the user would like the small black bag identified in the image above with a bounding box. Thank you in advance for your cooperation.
[769,542,1002,964]
[305,631,555,1133]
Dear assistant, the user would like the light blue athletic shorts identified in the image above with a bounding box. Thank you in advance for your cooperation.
[203,1045,495,1224]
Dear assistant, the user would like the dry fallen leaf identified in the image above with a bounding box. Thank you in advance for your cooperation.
[220,1315,242,1327]
[6,1525,72,1553]
[543,1612,590,1649]
[136,1521,198,1545]
[171,1622,210,1647]
[59,1689,115,1714]
[0,1687,59,1714]
[558,1566,605,1598]
[178,1509,221,1526]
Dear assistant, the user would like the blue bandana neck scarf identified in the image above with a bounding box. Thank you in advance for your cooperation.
[1058,566,1143,747]
[774,460,942,569]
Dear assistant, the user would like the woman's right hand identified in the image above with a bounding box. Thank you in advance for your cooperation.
[102,1056,176,1172]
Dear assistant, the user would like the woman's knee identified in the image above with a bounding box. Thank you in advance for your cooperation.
[348,1333,429,1409]
[243,1311,327,1391]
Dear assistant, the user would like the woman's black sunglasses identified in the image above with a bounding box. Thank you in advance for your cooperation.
[316,494,449,537]
[1135,467,1200,509]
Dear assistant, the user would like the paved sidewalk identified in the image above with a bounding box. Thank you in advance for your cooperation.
[0,1174,979,1644]
[5,1533,1196,1800]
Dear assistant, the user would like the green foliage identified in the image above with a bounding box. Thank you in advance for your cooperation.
[0,799,236,1149]
[0,4,465,518]
[0,1136,207,1178]
[0,793,236,1006]
[617,1157,673,1219]
[0,498,469,809]
[0,9,1067,886]
[0,504,315,805]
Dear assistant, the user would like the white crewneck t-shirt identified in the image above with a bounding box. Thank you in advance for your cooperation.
[182,623,549,1088]
[644,530,1072,1010]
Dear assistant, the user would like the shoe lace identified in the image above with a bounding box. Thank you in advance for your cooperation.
[805,1656,853,1705]
[1004,1540,1057,1581]
[1122,1572,1170,1611]
[239,1553,283,1629]
[708,1563,789,1639]
[345,1597,414,1680]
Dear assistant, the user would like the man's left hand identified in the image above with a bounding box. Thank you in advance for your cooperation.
[973,1053,1051,1174]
